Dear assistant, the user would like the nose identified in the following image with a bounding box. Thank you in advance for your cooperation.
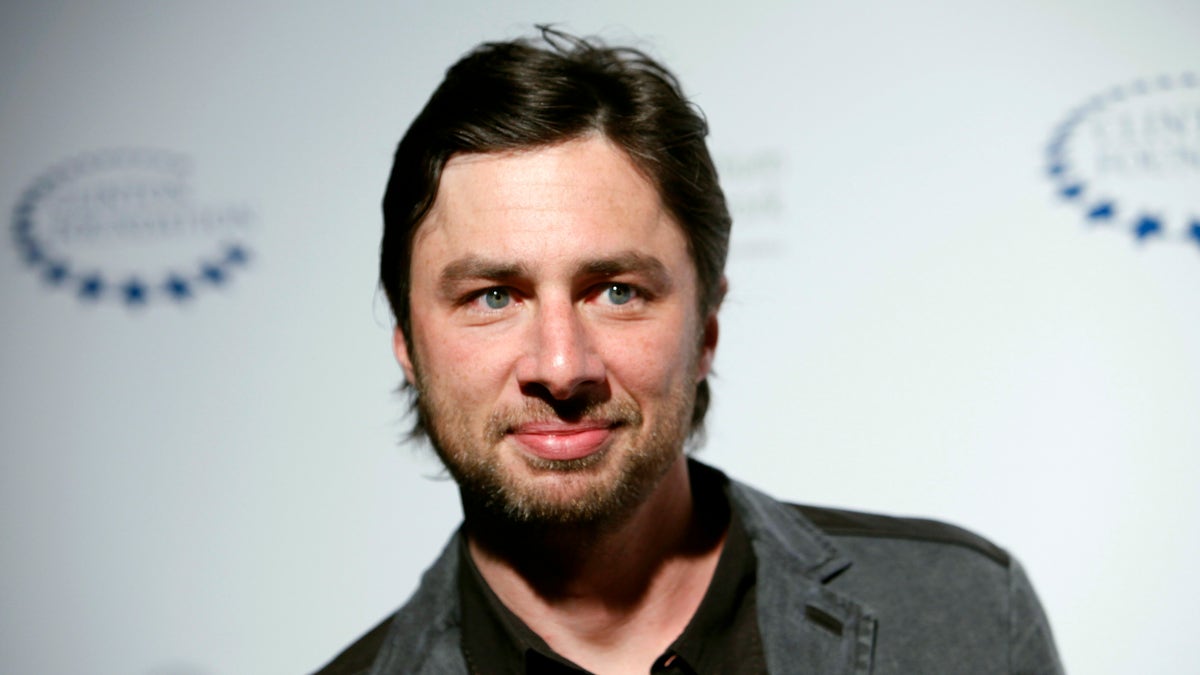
[516,297,606,401]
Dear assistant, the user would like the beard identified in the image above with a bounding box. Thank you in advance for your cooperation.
[414,373,695,530]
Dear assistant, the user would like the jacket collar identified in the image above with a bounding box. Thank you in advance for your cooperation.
[727,475,876,674]
[369,528,467,674]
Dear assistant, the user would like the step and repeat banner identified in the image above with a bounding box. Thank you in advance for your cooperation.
[2,2,1197,673]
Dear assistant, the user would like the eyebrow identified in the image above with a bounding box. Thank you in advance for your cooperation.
[437,257,530,297]
[579,251,671,287]
[436,251,673,296]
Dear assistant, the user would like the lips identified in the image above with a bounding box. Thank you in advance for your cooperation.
[509,421,616,461]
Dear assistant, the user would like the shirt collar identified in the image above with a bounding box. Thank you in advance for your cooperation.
[455,460,765,674]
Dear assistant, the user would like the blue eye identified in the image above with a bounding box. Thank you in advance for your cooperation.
[483,288,511,309]
[605,284,634,305]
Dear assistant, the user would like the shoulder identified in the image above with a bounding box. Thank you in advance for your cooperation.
[781,500,1019,638]
[311,532,466,675]
[789,503,1010,567]
[714,462,1010,572]
[783,502,1063,673]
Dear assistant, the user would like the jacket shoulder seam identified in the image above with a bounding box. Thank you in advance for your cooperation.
[791,503,1010,566]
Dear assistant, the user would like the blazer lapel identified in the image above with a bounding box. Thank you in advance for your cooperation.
[727,478,876,675]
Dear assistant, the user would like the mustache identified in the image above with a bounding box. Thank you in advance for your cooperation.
[485,396,643,440]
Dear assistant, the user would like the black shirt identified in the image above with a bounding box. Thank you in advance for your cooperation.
[457,463,767,674]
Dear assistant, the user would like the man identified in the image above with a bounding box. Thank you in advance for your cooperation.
[317,28,1062,674]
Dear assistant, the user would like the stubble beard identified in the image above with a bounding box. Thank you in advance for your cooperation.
[414,372,695,531]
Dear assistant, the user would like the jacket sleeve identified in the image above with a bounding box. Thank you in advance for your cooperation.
[1009,558,1064,674]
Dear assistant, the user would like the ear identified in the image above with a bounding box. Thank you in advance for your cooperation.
[696,276,726,382]
[392,327,417,384]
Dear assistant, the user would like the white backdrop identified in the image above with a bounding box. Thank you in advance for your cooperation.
[2,2,1198,673]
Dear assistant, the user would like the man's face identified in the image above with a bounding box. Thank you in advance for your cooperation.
[394,135,719,526]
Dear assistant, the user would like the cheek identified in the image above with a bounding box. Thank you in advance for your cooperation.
[601,322,700,395]
[413,319,515,399]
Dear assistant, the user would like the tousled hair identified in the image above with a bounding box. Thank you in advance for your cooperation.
[380,27,731,438]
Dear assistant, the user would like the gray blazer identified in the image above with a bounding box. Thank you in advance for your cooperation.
[316,464,1063,674]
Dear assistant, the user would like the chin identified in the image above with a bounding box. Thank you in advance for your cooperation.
[461,444,676,528]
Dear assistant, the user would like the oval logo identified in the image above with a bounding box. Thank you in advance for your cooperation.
[11,149,256,305]
[1046,73,1200,247]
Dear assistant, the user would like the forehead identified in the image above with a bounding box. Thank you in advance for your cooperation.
[412,136,691,271]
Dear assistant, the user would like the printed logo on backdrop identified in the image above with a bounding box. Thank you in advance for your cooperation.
[11,149,255,305]
[717,150,788,257]
[1046,72,1200,249]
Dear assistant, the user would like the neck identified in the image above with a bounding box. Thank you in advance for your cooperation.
[463,455,727,671]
